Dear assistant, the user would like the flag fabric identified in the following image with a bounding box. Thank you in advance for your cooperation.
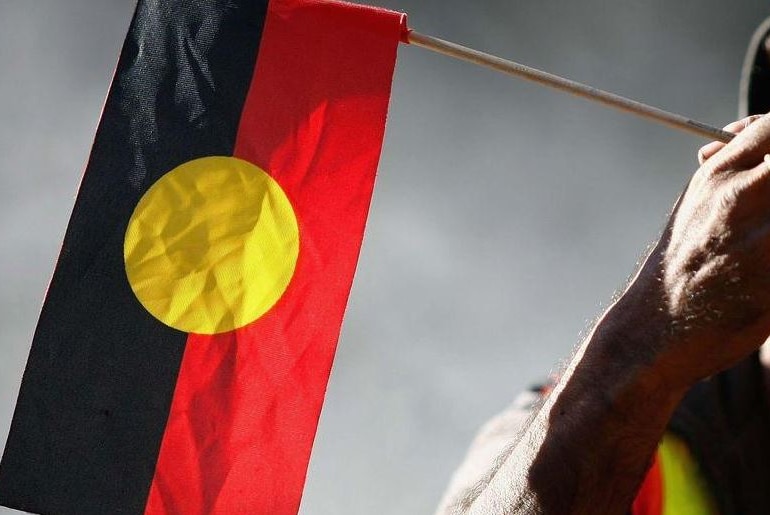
[0,1,405,513]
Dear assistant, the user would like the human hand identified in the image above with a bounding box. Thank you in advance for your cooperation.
[629,114,770,387]
[697,115,764,165]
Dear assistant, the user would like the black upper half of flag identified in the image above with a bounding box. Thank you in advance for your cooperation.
[0,1,268,513]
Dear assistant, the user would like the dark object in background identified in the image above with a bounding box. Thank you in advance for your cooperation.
[739,16,770,117]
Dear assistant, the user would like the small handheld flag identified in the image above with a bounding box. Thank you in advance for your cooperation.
[1,0,736,513]
[0,1,405,514]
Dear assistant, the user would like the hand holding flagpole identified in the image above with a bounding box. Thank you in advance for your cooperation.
[406,30,735,144]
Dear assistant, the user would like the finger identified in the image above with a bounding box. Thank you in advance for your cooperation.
[725,115,764,133]
[699,141,724,165]
[698,115,763,165]
[726,155,770,235]
[732,154,770,192]
[706,113,770,173]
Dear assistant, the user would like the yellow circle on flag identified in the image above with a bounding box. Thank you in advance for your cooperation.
[124,156,299,335]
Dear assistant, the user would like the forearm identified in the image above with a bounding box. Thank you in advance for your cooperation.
[440,115,770,515]
[460,284,687,514]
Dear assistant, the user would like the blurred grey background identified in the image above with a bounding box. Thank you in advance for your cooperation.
[1,0,768,513]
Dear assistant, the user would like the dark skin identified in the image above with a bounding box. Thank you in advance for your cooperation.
[455,113,770,515]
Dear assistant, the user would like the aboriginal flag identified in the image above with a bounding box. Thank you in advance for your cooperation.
[0,1,405,513]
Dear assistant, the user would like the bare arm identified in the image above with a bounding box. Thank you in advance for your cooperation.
[439,114,770,515]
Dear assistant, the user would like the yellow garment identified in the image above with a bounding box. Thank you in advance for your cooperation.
[659,433,718,515]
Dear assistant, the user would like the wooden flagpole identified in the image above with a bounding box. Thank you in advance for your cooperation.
[405,30,735,144]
